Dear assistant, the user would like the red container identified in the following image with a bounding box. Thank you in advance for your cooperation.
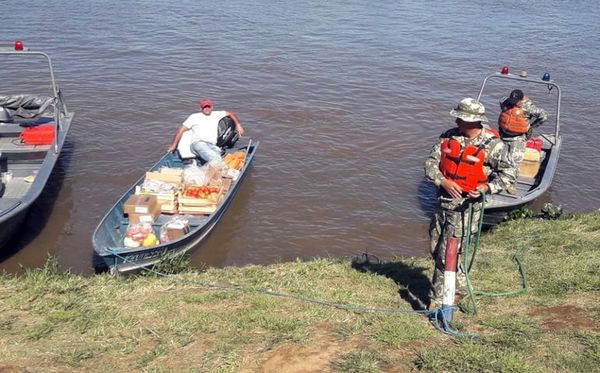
[19,125,55,145]
[526,137,542,152]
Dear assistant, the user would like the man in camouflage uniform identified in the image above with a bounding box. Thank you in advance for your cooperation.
[424,98,517,310]
[499,89,548,177]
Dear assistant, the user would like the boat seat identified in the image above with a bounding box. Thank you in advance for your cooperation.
[120,214,210,228]
[177,130,196,160]
[0,123,26,136]
[176,129,226,161]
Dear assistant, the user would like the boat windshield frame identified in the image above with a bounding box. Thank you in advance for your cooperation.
[476,72,561,144]
[0,46,70,152]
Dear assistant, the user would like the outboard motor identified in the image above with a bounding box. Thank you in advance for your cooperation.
[0,107,13,123]
[216,116,240,148]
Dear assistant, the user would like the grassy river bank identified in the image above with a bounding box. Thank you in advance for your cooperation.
[0,213,599,372]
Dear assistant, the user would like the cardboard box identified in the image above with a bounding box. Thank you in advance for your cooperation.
[134,186,178,213]
[178,204,217,215]
[166,224,189,241]
[135,185,178,201]
[158,167,184,177]
[159,202,178,214]
[127,201,161,223]
[145,171,183,185]
[123,195,158,215]
[519,148,541,179]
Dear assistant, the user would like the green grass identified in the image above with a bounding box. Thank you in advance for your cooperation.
[332,349,386,373]
[372,314,434,346]
[542,332,600,373]
[414,341,544,373]
[0,212,599,371]
[479,314,541,351]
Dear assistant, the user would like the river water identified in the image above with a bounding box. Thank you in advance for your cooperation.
[1,0,599,274]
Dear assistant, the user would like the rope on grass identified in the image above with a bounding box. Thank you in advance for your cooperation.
[106,248,432,316]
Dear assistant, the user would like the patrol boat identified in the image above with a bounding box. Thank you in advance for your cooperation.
[478,67,562,225]
[0,41,74,249]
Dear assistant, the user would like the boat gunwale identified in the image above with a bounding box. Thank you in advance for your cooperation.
[92,141,259,260]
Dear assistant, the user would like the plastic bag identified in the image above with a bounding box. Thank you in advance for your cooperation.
[184,163,223,186]
[124,222,158,248]
[224,168,240,180]
[184,164,211,185]
[140,179,179,193]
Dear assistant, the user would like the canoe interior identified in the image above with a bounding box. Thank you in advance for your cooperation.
[0,118,54,198]
[93,142,258,259]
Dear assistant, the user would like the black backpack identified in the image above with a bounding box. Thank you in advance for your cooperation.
[216,116,240,148]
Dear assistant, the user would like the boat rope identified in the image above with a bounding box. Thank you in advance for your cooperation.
[106,249,434,316]
[429,307,476,340]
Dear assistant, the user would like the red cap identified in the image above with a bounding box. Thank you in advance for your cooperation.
[199,99,213,109]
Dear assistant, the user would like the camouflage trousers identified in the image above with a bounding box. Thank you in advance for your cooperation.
[428,199,482,308]
[500,135,526,194]
[502,134,527,168]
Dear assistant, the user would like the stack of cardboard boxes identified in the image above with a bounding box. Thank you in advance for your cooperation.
[139,168,183,209]
[135,168,183,214]
[122,165,234,224]
[124,167,184,223]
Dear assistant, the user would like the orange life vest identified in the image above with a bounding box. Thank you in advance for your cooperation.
[439,138,490,193]
[498,106,529,134]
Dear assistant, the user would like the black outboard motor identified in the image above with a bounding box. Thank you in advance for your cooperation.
[216,116,240,149]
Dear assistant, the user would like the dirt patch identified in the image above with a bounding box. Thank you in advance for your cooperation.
[0,365,28,373]
[529,305,598,332]
[153,337,217,370]
[259,325,344,373]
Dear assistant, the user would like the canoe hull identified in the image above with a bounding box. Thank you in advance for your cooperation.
[0,48,74,252]
[0,208,28,252]
[93,142,258,274]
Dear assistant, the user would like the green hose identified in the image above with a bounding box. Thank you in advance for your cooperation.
[459,190,529,315]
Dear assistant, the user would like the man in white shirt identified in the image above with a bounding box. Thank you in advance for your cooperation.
[167,99,245,162]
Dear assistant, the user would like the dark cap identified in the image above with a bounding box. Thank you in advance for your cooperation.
[509,89,524,101]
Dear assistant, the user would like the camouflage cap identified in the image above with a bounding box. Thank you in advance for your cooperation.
[449,97,488,123]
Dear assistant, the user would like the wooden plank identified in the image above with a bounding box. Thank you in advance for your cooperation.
[178,205,217,214]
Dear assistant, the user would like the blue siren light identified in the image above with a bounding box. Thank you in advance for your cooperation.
[542,72,551,81]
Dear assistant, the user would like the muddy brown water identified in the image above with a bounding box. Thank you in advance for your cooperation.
[1,1,599,274]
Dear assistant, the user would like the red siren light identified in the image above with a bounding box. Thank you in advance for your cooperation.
[500,66,509,74]
[14,40,24,51]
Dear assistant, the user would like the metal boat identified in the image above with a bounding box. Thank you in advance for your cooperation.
[92,140,258,274]
[477,68,562,225]
[0,41,74,249]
